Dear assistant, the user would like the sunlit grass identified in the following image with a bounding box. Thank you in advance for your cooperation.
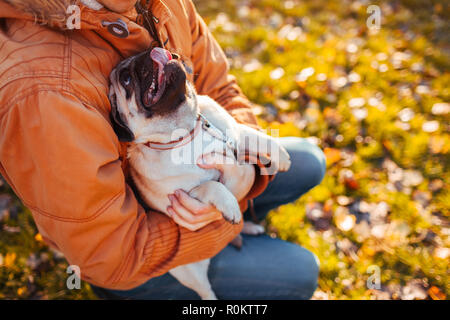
[0,0,448,299]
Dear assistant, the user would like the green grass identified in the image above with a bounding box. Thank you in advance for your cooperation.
[195,0,449,299]
[0,0,448,299]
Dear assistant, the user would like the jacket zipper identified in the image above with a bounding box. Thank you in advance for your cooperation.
[135,0,163,49]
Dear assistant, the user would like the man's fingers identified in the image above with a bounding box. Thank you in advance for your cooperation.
[168,194,221,224]
[174,190,211,214]
[167,186,232,231]
[168,195,195,221]
[168,207,210,231]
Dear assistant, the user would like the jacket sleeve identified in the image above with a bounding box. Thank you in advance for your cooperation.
[184,0,259,129]
[0,89,242,290]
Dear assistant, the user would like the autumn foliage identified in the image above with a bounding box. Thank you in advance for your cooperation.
[0,0,448,299]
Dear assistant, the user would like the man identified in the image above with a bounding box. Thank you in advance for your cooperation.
[0,0,325,299]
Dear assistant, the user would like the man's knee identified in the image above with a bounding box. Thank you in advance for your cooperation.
[305,142,326,188]
[282,137,327,190]
[290,249,320,299]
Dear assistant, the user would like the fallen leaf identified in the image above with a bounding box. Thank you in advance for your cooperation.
[337,195,352,206]
[4,252,16,267]
[35,233,44,243]
[348,97,366,108]
[433,247,450,260]
[335,212,356,232]
[344,177,360,190]
[429,136,447,154]
[422,120,439,133]
[324,107,343,126]
[428,286,446,300]
[431,103,449,115]
[17,287,27,297]
[429,179,444,192]
[270,67,285,80]
[401,279,428,300]
[324,147,341,166]
[398,108,415,122]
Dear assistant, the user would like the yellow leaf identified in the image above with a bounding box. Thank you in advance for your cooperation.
[361,245,376,257]
[35,233,43,242]
[428,286,446,300]
[17,287,27,297]
[382,140,392,151]
[324,147,341,166]
[4,252,16,267]
[429,136,448,154]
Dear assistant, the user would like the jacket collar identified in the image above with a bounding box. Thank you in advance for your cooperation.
[0,0,172,31]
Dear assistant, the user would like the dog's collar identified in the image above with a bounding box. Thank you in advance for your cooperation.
[143,115,202,150]
[143,113,237,152]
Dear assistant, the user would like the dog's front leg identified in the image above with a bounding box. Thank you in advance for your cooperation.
[169,181,240,300]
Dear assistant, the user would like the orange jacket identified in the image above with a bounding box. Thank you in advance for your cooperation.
[0,0,270,289]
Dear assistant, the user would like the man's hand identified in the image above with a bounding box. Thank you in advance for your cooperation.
[167,153,255,231]
[167,190,223,231]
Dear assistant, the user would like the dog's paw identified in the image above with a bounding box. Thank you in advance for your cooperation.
[216,199,242,225]
[189,181,242,225]
[242,221,265,235]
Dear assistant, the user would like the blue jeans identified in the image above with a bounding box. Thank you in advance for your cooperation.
[91,137,326,300]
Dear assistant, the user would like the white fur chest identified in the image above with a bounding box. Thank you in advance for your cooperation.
[127,122,234,213]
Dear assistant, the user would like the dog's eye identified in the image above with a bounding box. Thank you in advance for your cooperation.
[120,71,131,87]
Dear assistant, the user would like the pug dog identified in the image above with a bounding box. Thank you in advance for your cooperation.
[108,47,291,299]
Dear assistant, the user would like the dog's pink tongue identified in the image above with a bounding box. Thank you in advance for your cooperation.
[149,48,172,104]
[150,48,172,78]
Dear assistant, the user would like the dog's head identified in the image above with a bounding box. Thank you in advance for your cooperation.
[109,47,197,143]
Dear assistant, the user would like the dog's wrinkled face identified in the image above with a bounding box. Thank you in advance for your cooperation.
[109,47,196,142]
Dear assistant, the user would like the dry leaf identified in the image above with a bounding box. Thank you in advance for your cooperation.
[324,147,341,166]
[4,252,17,267]
[335,212,356,232]
[428,286,446,300]
[35,233,44,243]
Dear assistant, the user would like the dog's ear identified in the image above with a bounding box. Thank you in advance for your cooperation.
[110,95,135,142]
